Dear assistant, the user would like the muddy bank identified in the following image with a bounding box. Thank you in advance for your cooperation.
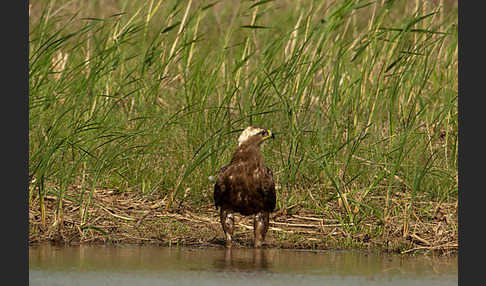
[29,189,457,255]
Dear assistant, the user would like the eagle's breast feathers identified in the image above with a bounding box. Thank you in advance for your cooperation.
[213,127,276,216]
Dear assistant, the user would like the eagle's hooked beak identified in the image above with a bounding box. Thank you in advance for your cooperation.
[264,130,275,140]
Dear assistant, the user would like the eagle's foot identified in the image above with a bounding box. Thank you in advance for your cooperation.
[225,238,233,248]
[221,209,234,248]
[254,212,269,248]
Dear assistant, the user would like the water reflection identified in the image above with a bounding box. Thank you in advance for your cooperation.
[214,248,270,272]
[30,245,458,286]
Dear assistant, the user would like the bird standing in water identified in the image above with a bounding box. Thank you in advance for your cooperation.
[214,126,276,248]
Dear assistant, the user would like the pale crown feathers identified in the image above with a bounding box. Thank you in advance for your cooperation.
[237,126,265,146]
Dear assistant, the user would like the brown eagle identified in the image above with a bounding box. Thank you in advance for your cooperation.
[214,126,276,248]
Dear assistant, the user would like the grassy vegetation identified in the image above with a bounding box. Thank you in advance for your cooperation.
[29,0,457,251]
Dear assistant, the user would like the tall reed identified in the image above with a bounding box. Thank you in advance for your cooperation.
[29,0,457,226]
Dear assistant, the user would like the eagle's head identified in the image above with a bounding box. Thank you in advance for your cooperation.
[237,126,274,147]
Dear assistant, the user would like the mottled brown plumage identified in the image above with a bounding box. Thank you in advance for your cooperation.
[214,126,276,248]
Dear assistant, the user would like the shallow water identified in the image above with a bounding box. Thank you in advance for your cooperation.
[29,245,457,286]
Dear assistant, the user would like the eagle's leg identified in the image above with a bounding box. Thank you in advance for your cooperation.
[253,212,269,248]
[220,208,234,248]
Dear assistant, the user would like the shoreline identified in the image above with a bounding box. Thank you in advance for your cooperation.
[29,189,458,256]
